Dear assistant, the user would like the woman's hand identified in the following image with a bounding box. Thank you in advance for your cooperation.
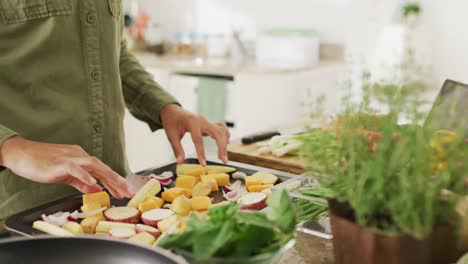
[0,136,133,199]
[160,104,230,166]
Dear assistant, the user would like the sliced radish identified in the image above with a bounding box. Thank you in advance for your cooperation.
[141,209,174,227]
[149,171,174,182]
[127,172,172,193]
[158,177,173,184]
[136,224,161,239]
[159,179,173,187]
[108,228,136,239]
[237,192,267,210]
[104,207,141,224]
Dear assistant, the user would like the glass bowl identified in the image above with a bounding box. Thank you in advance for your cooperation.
[174,239,295,264]
[272,174,333,240]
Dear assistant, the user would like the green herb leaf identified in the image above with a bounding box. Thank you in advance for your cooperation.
[266,190,296,234]
[159,189,297,259]
[192,221,236,259]
[157,230,194,250]
[234,224,276,256]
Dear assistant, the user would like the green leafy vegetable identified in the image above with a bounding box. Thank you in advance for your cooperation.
[266,189,296,234]
[234,224,276,257]
[292,198,328,223]
[158,190,296,260]
[297,185,335,200]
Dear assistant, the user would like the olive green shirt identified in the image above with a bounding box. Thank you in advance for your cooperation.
[0,0,178,219]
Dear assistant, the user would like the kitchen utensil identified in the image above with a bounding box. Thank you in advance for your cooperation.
[241,127,306,144]
[241,131,281,144]
[0,236,187,264]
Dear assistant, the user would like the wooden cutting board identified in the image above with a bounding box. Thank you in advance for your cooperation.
[227,139,305,174]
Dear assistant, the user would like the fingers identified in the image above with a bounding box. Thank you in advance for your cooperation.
[101,181,125,200]
[205,127,228,164]
[217,122,230,163]
[217,122,231,141]
[188,122,206,166]
[76,157,133,199]
[207,123,229,164]
[63,177,102,194]
[66,163,97,186]
[165,129,185,164]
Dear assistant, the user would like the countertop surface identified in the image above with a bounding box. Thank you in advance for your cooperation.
[277,232,334,264]
[136,53,344,77]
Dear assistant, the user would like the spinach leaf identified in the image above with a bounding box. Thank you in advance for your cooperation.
[208,203,238,223]
[266,190,296,234]
[235,211,271,228]
[157,230,194,250]
[234,224,276,256]
[192,220,236,259]
[158,190,296,260]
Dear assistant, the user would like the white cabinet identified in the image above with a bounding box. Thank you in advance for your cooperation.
[226,66,343,139]
[169,74,199,113]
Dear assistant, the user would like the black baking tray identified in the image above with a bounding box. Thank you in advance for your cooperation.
[5,158,296,237]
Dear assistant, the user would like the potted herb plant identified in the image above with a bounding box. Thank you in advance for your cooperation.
[299,71,467,263]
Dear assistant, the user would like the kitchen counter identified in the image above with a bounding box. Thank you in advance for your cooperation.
[136,53,344,77]
[277,232,334,264]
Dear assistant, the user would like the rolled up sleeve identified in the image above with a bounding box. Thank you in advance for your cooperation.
[119,39,179,131]
[0,124,17,147]
[0,124,17,170]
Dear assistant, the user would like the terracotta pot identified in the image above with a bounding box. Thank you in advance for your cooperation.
[328,200,463,264]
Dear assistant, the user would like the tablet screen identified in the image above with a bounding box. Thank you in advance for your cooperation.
[424,80,468,139]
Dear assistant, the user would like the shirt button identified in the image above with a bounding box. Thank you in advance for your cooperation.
[86,13,96,24]
[91,71,100,81]
[93,122,102,133]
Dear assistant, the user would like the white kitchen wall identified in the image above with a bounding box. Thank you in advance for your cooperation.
[418,0,468,86]
[135,0,197,37]
[194,0,400,54]
[136,0,400,53]
[135,0,467,86]
[195,0,353,42]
